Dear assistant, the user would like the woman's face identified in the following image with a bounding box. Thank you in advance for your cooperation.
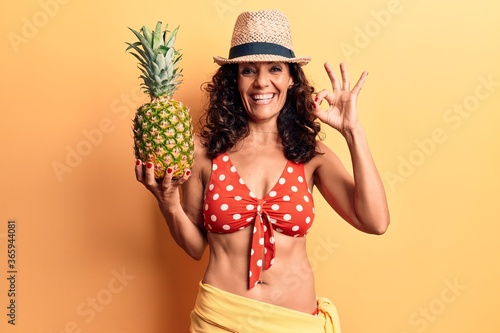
[237,62,293,123]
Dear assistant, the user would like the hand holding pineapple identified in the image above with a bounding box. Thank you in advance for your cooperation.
[134,159,191,207]
[126,22,194,180]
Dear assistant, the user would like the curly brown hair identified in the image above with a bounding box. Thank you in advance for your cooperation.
[199,63,322,163]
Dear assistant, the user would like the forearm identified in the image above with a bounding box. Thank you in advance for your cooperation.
[158,199,207,260]
[344,125,390,234]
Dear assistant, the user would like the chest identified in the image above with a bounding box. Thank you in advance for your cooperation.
[227,149,288,199]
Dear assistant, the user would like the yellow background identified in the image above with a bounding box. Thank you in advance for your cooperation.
[1,0,499,332]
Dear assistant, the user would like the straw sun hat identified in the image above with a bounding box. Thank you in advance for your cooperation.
[213,9,311,66]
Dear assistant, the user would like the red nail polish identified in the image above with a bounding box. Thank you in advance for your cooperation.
[314,96,319,102]
[146,162,153,169]
[167,167,173,174]
[136,159,141,166]
[185,170,191,176]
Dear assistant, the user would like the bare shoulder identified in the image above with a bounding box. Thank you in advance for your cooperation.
[305,140,348,187]
[306,140,337,170]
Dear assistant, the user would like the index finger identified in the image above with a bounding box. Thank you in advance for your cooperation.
[135,159,144,182]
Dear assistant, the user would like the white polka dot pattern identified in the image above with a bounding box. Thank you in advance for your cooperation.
[203,152,315,289]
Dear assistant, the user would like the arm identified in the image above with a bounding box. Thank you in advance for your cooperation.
[314,132,390,234]
[312,63,390,234]
[135,135,208,259]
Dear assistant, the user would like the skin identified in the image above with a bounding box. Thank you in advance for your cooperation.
[135,61,390,314]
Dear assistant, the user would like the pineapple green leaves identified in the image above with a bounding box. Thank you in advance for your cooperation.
[126,21,183,98]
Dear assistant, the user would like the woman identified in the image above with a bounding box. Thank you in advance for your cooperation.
[135,9,389,332]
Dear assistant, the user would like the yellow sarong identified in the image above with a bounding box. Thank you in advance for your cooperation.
[190,282,341,333]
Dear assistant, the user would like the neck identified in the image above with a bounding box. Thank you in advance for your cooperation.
[249,129,278,134]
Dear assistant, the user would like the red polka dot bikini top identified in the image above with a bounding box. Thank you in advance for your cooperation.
[203,152,315,289]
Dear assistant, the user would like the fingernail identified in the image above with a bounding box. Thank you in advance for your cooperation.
[167,167,173,174]
[314,96,319,102]
[136,159,141,166]
[146,162,153,169]
[185,170,191,176]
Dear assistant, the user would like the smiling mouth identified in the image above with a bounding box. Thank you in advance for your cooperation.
[251,93,275,103]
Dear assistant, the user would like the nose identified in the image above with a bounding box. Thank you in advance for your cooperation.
[254,70,270,88]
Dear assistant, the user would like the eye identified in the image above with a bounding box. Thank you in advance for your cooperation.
[240,67,256,76]
[270,66,283,73]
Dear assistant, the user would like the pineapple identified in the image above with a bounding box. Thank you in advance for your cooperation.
[126,21,194,179]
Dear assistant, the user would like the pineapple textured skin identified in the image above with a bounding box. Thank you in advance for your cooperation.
[133,97,194,179]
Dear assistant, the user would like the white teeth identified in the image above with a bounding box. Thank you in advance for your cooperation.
[252,93,274,101]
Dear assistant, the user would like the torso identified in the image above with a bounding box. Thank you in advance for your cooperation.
[199,136,320,313]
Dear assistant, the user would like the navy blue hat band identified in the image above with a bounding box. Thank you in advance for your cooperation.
[228,42,296,59]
